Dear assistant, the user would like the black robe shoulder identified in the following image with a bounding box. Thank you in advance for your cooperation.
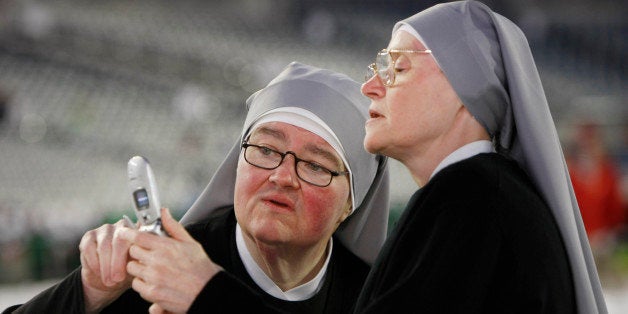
[356,153,576,313]
[5,207,369,314]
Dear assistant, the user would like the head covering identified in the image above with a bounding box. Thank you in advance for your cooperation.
[181,62,390,265]
[393,1,606,313]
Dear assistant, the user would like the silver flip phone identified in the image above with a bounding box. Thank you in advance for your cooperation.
[127,156,168,236]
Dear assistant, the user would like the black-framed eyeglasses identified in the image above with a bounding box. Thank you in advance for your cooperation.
[365,48,432,87]
[241,142,349,187]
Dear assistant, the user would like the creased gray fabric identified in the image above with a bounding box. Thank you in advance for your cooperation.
[181,62,390,265]
[393,1,606,313]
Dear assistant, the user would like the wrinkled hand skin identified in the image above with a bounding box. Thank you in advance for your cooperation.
[79,219,135,313]
[119,208,223,314]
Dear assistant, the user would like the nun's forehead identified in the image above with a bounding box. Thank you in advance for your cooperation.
[393,3,509,138]
[388,30,423,49]
[391,25,430,50]
[248,121,343,165]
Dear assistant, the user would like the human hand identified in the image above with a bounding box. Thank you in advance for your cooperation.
[78,218,136,313]
[119,208,223,313]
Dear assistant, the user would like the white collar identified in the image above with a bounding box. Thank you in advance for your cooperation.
[235,223,332,301]
[429,140,494,180]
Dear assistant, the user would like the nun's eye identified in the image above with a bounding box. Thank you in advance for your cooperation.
[369,48,431,87]
[394,56,411,72]
[394,64,410,75]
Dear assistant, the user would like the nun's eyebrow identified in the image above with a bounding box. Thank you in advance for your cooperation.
[251,126,344,170]
[252,126,286,141]
[304,143,344,170]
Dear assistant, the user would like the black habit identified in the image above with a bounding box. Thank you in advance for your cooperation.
[5,154,577,314]
[355,153,576,313]
[4,207,369,314]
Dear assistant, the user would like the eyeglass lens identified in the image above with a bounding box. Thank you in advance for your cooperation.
[365,51,394,86]
[376,51,393,85]
[244,144,335,187]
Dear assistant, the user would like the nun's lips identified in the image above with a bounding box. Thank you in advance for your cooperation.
[261,194,295,211]
[368,109,383,121]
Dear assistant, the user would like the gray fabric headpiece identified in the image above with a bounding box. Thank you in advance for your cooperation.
[181,62,390,265]
[393,1,605,313]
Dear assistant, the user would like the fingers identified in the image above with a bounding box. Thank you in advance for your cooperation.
[117,208,192,248]
[149,303,166,314]
[160,208,193,242]
[127,260,147,283]
[128,244,152,265]
[95,224,116,286]
[79,229,101,281]
[131,275,150,301]
[121,215,135,229]
[131,275,169,308]
[117,225,162,250]
[133,272,189,314]
[127,246,166,283]
[124,210,217,313]
[79,219,137,287]
[149,303,178,314]
[110,221,134,283]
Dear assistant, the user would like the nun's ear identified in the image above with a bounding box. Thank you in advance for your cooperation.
[336,201,352,226]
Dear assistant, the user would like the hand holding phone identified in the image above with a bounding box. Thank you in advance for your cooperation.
[127,156,168,237]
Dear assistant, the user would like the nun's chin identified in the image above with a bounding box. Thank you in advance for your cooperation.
[363,131,383,155]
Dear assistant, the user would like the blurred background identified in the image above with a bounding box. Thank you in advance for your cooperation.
[0,0,626,311]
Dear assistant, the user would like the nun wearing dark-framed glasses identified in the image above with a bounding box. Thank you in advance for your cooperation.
[5,62,389,314]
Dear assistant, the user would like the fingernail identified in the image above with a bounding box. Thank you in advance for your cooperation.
[122,215,134,228]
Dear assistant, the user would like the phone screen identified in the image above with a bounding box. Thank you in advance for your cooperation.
[133,189,150,209]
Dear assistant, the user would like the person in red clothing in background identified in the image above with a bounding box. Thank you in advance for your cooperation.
[567,121,625,255]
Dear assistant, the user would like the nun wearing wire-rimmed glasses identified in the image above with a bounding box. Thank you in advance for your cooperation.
[5,62,389,314]
[358,1,606,313]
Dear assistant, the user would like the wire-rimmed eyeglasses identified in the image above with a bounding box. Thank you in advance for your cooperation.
[365,48,432,87]
[241,142,349,187]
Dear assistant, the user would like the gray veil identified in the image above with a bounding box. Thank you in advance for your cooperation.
[394,1,606,313]
[181,62,390,265]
